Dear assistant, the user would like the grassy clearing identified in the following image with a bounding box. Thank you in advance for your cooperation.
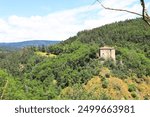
[35,51,56,58]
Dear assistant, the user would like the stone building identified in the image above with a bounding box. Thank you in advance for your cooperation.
[98,46,116,61]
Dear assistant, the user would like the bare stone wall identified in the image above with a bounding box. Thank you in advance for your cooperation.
[99,47,116,61]
[110,49,115,61]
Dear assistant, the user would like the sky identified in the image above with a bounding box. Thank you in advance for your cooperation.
[0,0,150,43]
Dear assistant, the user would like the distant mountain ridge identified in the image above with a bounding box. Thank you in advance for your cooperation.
[0,40,60,49]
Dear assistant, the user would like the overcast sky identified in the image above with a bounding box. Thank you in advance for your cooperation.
[0,0,150,42]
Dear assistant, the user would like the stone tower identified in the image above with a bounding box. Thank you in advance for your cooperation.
[99,46,116,61]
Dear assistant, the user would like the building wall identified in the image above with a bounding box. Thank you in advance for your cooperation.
[100,49,110,59]
[99,49,115,61]
[110,49,115,61]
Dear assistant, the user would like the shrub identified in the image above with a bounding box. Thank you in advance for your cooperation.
[105,73,110,78]
[144,95,150,100]
[128,84,136,92]
[102,79,109,88]
[131,92,138,99]
[99,92,111,100]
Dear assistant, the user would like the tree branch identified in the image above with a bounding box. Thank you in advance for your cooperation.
[96,0,142,16]
[140,0,150,26]
[96,0,150,26]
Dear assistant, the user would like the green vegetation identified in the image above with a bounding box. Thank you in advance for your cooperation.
[0,18,150,100]
[128,84,136,92]
[35,51,56,58]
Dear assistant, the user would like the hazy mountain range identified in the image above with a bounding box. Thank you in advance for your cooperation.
[0,40,60,49]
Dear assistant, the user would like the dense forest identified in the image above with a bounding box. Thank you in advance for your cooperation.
[0,18,150,100]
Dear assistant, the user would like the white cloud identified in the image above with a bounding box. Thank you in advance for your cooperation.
[0,0,146,42]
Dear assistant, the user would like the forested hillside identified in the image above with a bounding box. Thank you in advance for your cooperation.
[0,18,150,100]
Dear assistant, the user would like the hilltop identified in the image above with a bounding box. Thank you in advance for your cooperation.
[0,18,149,100]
